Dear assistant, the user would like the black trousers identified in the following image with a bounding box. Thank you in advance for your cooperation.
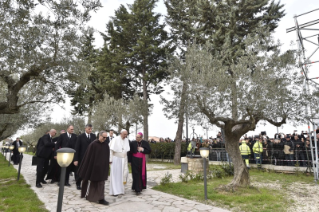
[36,157,49,183]
[75,164,82,186]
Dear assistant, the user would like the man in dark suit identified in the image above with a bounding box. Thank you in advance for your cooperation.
[54,125,77,186]
[12,137,23,165]
[74,124,96,190]
[36,129,56,188]
[105,129,115,145]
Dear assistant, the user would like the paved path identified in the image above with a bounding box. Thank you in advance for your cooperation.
[3,152,229,212]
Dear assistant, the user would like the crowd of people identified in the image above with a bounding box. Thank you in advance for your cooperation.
[32,124,151,206]
[184,130,319,169]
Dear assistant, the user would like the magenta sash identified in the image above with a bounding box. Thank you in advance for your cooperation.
[132,152,146,187]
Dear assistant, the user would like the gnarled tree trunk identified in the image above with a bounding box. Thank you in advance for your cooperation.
[224,134,250,188]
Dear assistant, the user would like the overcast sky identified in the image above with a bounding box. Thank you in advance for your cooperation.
[50,0,319,140]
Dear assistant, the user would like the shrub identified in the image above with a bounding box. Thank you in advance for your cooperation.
[149,142,188,159]
[160,172,173,185]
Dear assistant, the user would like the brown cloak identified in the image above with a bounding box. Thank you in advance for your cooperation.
[77,139,109,182]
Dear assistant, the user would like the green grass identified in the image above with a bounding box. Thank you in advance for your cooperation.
[0,154,47,212]
[154,165,314,212]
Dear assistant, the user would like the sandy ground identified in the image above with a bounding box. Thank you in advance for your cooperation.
[250,180,319,212]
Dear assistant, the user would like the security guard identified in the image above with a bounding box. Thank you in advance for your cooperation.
[239,139,251,169]
[253,135,263,169]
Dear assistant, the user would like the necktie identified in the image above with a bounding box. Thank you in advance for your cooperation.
[88,134,90,139]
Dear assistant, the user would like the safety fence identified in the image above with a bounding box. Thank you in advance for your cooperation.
[209,147,318,167]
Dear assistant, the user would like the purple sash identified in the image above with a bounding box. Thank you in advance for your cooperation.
[132,152,146,187]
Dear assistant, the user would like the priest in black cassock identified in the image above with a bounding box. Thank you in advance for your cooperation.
[128,132,151,195]
[77,131,110,205]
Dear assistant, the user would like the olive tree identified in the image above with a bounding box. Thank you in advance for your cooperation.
[176,28,313,188]
[0,0,102,138]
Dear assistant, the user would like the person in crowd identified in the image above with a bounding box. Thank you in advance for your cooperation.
[283,135,295,166]
[54,125,77,186]
[240,139,251,169]
[12,137,22,165]
[46,129,65,183]
[262,138,269,164]
[77,131,110,205]
[74,124,96,190]
[253,135,263,169]
[294,135,306,166]
[187,138,196,157]
[36,129,56,188]
[128,132,151,195]
[106,129,114,145]
[109,129,130,196]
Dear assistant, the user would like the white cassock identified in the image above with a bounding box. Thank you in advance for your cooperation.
[109,135,130,195]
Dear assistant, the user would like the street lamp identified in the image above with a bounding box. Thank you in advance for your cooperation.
[8,145,14,166]
[17,146,26,180]
[200,147,209,200]
[56,148,76,212]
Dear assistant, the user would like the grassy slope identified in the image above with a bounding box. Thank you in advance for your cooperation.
[0,154,47,212]
[153,167,315,212]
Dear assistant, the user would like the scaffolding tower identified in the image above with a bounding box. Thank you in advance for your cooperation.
[287,8,319,183]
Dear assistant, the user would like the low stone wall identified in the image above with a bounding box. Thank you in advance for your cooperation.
[187,157,208,174]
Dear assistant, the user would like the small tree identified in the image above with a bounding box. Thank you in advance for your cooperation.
[91,94,144,134]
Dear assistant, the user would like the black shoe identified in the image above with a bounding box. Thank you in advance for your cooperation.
[76,185,81,190]
[98,199,109,205]
[36,183,42,188]
[65,183,71,186]
[136,192,141,196]
[41,180,47,184]
[50,180,56,184]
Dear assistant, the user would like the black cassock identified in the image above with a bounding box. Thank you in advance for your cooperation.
[128,140,151,192]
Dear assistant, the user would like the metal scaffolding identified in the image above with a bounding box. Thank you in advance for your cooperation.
[287,8,319,183]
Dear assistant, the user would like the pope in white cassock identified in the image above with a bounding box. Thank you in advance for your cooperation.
[109,129,130,196]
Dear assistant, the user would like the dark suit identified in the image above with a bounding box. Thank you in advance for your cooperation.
[46,137,60,182]
[12,140,22,164]
[36,134,55,184]
[74,132,96,186]
[105,136,114,145]
[55,133,77,184]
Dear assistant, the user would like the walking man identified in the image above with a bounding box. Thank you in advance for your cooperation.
[128,132,151,195]
[78,131,110,205]
[109,129,130,196]
[74,124,96,190]
[12,137,22,165]
[55,125,77,186]
[36,129,56,188]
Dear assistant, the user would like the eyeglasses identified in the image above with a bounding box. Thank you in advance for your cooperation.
[102,137,107,139]
[136,136,141,138]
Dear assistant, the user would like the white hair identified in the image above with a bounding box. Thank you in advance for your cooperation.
[121,129,127,133]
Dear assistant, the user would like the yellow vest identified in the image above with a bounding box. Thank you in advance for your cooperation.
[253,141,263,153]
[239,143,251,155]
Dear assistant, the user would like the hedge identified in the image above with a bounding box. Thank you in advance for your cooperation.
[149,142,188,160]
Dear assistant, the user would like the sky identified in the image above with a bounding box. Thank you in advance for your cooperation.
[49,0,319,140]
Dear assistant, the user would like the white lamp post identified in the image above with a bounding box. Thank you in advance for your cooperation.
[56,148,76,212]
[8,145,14,166]
[200,147,209,200]
[17,146,26,180]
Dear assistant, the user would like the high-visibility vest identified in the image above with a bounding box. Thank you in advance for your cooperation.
[253,141,263,153]
[239,143,251,155]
